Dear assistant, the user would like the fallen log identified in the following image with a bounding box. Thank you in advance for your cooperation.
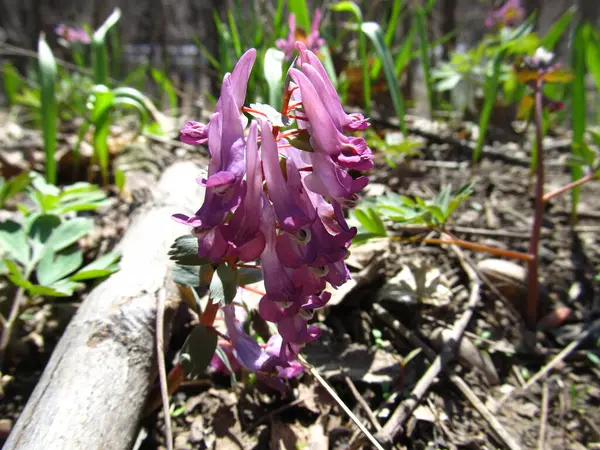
[4,161,205,450]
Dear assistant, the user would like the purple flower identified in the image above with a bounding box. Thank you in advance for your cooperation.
[288,66,373,171]
[259,288,330,346]
[276,10,325,60]
[220,121,266,261]
[55,24,90,44]
[180,121,208,146]
[173,76,246,234]
[178,48,256,147]
[485,0,525,28]
[261,118,316,238]
[173,41,373,392]
[296,43,369,133]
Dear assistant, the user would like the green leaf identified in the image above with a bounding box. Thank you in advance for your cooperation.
[571,23,587,218]
[0,171,32,209]
[168,235,210,266]
[172,264,201,287]
[473,50,505,163]
[150,68,178,114]
[38,34,58,185]
[330,1,362,21]
[238,266,263,286]
[264,48,285,110]
[541,8,574,50]
[0,220,30,266]
[45,217,93,253]
[4,258,32,290]
[361,22,406,134]
[226,9,242,58]
[114,169,126,193]
[331,1,369,115]
[586,31,600,94]
[289,0,312,32]
[92,8,122,84]
[395,24,416,76]
[384,0,402,46]
[30,280,79,297]
[36,246,83,286]
[2,61,23,106]
[209,263,238,305]
[179,323,218,379]
[28,213,60,240]
[69,251,120,281]
[354,208,386,236]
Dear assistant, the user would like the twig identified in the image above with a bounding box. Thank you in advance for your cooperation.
[451,375,522,450]
[0,287,26,372]
[423,237,533,262]
[156,288,173,450]
[372,304,521,450]
[374,243,482,445]
[538,381,550,450]
[495,320,600,411]
[344,375,383,431]
[543,173,596,203]
[297,354,385,450]
[246,398,306,431]
[451,226,536,239]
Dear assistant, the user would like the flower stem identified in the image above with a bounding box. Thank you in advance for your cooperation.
[421,238,533,262]
[543,173,596,203]
[526,86,546,329]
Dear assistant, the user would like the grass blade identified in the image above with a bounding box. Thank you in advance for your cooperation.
[540,7,574,50]
[330,2,370,115]
[571,23,587,218]
[227,9,242,58]
[395,24,416,76]
[414,6,434,117]
[473,50,504,163]
[274,0,285,35]
[38,34,58,185]
[92,8,122,85]
[372,0,403,79]
[151,68,178,114]
[289,0,311,32]
[2,62,23,106]
[362,22,406,134]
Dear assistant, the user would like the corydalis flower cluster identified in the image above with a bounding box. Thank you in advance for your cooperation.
[176,43,372,390]
[55,24,91,45]
[485,0,525,29]
[276,10,325,60]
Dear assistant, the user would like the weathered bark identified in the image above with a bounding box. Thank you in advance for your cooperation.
[3,161,205,450]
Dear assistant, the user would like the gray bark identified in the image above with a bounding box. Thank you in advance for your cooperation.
[3,161,205,450]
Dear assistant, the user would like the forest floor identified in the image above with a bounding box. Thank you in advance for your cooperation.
[0,110,599,450]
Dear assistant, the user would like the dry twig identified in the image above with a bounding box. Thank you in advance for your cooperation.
[538,381,550,450]
[495,320,600,411]
[298,354,385,450]
[0,287,26,372]
[373,243,482,445]
[156,288,173,450]
[372,304,521,450]
[344,375,383,431]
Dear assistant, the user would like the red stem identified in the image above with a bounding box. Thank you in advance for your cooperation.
[526,85,545,329]
[543,173,596,202]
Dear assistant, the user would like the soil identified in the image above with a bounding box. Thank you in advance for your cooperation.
[1,112,599,450]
